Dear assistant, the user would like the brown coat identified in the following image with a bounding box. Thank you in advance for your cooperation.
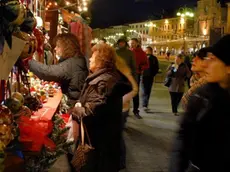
[166,63,191,93]
[72,68,124,172]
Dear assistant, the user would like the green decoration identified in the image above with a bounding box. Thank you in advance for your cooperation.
[24,114,74,171]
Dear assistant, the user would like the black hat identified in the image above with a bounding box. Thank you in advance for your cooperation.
[209,34,230,65]
[196,47,212,59]
[117,36,127,44]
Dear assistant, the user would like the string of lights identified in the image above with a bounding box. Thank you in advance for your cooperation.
[37,2,78,12]
[36,0,89,12]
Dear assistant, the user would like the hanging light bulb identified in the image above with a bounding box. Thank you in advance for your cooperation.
[66,1,70,5]
[83,6,87,11]
[54,2,58,6]
[83,2,87,6]
[79,7,82,12]
[49,2,52,5]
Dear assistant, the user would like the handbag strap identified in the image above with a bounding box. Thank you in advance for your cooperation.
[80,118,92,147]
[80,118,84,146]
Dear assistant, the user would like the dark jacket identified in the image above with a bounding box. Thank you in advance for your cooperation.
[28,56,88,102]
[166,63,191,92]
[74,68,124,172]
[116,47,137,79]
[169,83,230,172]
[143,54,159,77]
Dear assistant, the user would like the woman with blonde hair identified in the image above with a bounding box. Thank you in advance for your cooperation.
[116,55,138,170]
[27,33,88,105]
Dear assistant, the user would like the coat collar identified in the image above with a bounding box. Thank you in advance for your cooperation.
[86,68,116,83]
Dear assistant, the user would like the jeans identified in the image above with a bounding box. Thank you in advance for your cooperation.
[142,76,154,108]
[169,92,183,113]
[133,74,141,113]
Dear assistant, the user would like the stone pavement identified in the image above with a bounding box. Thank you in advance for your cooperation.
[122,83,182,172]
[50,83,182,172]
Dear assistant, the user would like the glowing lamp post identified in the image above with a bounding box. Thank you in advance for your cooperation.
[176,7,194,52]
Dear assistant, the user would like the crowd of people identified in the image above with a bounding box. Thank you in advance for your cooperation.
[26,31,230,171]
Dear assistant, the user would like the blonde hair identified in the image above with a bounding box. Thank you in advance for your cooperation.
[116,56,138,111]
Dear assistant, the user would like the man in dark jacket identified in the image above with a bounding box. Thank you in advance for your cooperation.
[116,37,136,79]
[142,46,159,112]
[28,33,89,106]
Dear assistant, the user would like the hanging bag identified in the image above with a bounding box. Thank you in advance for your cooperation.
[71,118,94,171]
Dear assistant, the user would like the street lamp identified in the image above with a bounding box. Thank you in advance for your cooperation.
[177,7,194,18]
[176,7,194,53]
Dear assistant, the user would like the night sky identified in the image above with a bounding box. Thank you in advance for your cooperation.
[89,0,228,28]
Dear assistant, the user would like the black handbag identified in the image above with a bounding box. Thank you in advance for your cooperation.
[164,76,172,87]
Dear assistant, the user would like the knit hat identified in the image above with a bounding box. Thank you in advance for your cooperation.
[117,36,128,44]
[196,47,212,59]
[209,34,230,65]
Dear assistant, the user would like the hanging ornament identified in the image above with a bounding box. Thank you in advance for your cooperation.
[3,0,26,26]
[0,105,14,147]
[33,28,44,62]
[20,8,37,34]
[13,31,38,59]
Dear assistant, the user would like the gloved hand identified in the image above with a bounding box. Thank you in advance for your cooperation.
[68,102,86,121]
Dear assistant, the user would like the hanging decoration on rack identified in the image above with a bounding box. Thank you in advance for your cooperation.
[0,0,37,54]
[20,8,37,34]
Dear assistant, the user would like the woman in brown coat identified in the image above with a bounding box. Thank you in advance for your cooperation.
[166,54,191,115]
[70,44,125,172]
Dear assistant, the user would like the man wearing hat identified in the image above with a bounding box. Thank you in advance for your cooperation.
[116,37,136,78]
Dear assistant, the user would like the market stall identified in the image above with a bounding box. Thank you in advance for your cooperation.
[0,0,82,171]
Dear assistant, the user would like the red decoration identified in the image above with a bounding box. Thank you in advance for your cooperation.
[18,116,55,151]
[33,28,45,63]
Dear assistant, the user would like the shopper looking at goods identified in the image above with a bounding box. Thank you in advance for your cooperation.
[70,43,125,172]
[28,33,88,105]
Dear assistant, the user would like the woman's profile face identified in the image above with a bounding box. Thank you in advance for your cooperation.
[89,51,98,72]
[54,41,64,57]
[175,56,182,65]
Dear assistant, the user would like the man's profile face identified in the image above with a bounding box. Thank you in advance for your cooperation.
[130,40,138,48]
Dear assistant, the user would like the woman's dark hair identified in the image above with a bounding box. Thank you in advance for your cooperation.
[53,33,82,58]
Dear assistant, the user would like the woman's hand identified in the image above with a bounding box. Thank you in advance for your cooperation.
[68,102,86,120]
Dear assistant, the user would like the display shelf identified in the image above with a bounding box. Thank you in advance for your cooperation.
[32,90,63,121]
